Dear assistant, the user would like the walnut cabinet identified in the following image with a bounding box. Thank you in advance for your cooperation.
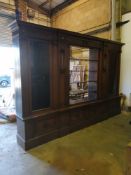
[11,21,123,150]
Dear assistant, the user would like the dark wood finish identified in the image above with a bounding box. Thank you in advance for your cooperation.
[17,96,121,150]
[11,21,123,150]
[30,39,50,110]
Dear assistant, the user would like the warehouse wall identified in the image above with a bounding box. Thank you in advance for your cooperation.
[120,12,131,109]
[0,0,15,8]
[0,0,15,15]
[51,0,111,39]
[15,0,50,26]
[0,0,121,40]
[0,0,50,26]
[26,7,50,26]
[122,0,131,14]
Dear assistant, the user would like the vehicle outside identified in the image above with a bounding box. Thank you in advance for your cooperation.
[0,75,11,87]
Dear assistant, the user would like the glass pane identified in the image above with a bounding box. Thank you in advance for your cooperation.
[69,46,98,105]
[30,40,50,110]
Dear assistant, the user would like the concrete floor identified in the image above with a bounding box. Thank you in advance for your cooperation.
[0,112,131,175]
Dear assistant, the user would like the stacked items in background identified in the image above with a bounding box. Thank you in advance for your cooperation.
[69,46,88,100]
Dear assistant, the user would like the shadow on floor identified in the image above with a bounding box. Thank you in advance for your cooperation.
[29,112,131,175]
[0,112,131,175]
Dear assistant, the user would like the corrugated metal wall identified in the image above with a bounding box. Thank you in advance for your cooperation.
[0,14,15,47]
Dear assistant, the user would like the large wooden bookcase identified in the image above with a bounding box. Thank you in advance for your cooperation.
[11,21,123,150]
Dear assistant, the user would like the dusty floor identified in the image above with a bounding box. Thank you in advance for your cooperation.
[0,112,131,175]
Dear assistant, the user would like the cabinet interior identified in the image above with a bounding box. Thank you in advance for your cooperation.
[69,46,99,104]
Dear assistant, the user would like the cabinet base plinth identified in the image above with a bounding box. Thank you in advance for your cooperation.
[17,97,121,150]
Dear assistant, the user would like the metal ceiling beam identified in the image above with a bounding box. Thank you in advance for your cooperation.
[25,0,78,18]
[39,0,50,16]
[26,0,50,16]
[39,0,50,8]
[0,1,15,11]
[51,0,78,16]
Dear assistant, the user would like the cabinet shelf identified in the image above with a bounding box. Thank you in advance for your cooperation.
[70,89,97,94]
[70,58,98,61]
[70,70,97,72]
[69,91,88,95]
[70,58,87,61]
[70,80,97,84]
[70,81,88,84]
[71,47,89,52]
[70,70,88,72]
[69,90,97,100]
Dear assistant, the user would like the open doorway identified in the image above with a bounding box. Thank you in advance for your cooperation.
[0,46,16,122]
[0,10,16,123]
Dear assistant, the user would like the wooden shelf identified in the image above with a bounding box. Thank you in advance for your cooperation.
[70,81,88,84]
[70,70,97,72]
[70,70,88,72]
[71,47,89,52]
[70,80,97,84]
[69,90,97,100]
[70,58,87,61]
[70,58,98,61]
[69,91,88,97]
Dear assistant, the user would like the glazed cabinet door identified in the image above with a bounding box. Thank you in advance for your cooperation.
[29,39,51,111]
[106,43,121,96]
[69,45,100,104]
[99,43,121,98]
